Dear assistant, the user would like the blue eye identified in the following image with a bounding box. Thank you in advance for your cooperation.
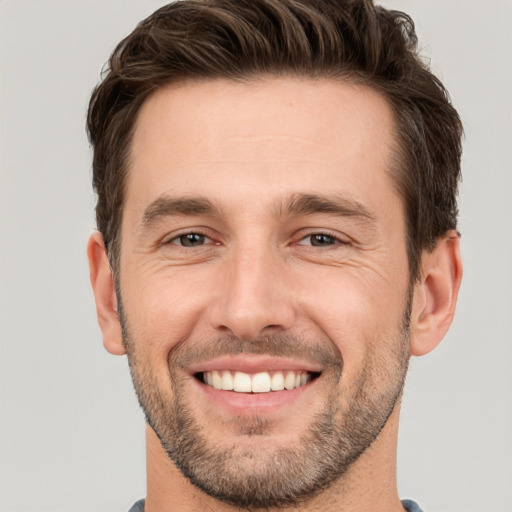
[173,233,208,247]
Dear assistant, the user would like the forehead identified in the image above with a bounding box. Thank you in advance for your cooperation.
[126,77,398,217]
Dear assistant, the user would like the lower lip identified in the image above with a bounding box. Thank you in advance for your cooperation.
[192,377,316,415]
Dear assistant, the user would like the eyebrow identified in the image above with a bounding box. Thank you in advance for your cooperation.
[139,192,377,230]
[140,196,222,228]
[282,193,377,225]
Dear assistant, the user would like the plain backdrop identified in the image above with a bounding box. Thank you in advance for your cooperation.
[0,1,511,511]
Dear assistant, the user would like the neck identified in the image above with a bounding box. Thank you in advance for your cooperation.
[144,401,405,512]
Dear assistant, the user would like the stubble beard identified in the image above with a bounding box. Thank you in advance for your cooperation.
[120,304,411,510]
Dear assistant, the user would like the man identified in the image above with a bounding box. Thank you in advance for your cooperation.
[86,1,463,511]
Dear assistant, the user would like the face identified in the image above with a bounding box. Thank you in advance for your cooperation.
[118,78,412,507]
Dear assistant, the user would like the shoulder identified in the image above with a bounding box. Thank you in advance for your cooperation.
[402,499,425,512]
[127,498,145,512]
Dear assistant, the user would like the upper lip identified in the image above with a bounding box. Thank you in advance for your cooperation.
[187,355,324,375]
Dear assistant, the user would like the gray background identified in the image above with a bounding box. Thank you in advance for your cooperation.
[0,1,511,511]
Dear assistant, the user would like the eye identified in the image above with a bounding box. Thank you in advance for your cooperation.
[299,233,342,247]
[170,232,211,247]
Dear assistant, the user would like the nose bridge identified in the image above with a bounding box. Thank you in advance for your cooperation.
[210,238,295,340]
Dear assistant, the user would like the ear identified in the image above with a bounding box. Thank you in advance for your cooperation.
[87,231,126,355]
[409,230,463,356]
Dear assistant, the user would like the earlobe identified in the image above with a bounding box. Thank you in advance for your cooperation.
[410,231,463,356]
[87,231,126,355]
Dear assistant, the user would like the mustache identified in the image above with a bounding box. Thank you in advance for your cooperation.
[169,334,343,371]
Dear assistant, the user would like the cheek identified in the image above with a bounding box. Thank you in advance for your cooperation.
[296,264,409,371]
[120,262,215,358]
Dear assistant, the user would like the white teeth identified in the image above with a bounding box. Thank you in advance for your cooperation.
[212,370,222,390]
[221,371,234,390]
[251,372,271,393]
[233,372,252,392]
[202,370,312,393]
[284,372,296,390]
[270,372,285,391]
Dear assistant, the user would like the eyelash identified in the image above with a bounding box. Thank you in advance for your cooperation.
[165,231,214,247]
[164,230,348,249]
[297,231,348,248]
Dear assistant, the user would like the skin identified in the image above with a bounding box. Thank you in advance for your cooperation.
[88,78,462,512]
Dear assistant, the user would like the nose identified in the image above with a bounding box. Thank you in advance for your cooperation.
[207,244,296,340]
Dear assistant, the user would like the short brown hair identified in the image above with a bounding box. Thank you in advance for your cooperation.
[87,0,463,280]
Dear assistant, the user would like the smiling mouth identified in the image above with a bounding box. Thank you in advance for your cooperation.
[196,370,320,393]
